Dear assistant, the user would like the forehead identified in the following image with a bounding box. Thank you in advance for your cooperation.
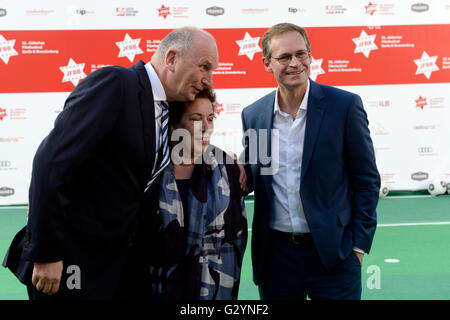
[270,30,308,54]
[186,34,218,66]
[185,97,214,114]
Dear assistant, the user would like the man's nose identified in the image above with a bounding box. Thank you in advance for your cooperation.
[202,72,213,89]
[289,55,301,67]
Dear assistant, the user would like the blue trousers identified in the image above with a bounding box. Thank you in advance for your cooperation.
[258,233,362,300]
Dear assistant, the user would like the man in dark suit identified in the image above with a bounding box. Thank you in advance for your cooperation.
[241,23,380,300]
[3,26,219,299]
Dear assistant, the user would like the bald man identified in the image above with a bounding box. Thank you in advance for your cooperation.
[3,27,219,300]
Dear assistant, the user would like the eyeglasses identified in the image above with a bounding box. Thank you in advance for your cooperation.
[271,51,310,64]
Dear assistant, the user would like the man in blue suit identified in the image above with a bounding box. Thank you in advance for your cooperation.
[241,23,380,300]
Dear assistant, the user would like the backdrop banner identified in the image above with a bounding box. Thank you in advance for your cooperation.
[1,1,449,204]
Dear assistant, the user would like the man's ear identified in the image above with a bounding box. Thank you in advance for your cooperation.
[165,49,178,72]
[262,57,273,73]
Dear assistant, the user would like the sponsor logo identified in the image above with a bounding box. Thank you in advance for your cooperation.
[352,30,378,58]
[367,100,390,108]
[73,9,95,16]
[411,3,429,12]
[288,7,306,14]
[0,136,24,143]
[59,58,87,87]
[0,107,7,120]
[116,7,138,17]
[116,33,143,63]
[365,2,377,15]
[414,51,439,79]
[0,8,6,17]
[415,96,445,109]
[417,147,433,153]
[325,4,348,14]
[0,34,19,64]
[215,102,224,115]
[25,9,55,16]
[413,124,439,130]
[365,2,396,15]
[411,171,429,181]
[241,8,269,14]
[0,108,26,120]
[0,161,11,168]
[206,6,224,16]
[415,96,427,109]
[235,32,262,61]
[310,56,325,81]
[417,146,437,157]
[157,5,170,18]
[0,187,14,197]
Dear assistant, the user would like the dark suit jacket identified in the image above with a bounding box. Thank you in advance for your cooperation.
[241,80,380,285]
[3,60,159,299]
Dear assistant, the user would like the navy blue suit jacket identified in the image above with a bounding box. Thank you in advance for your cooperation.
[241,80,380,285]
[3,61,160,298]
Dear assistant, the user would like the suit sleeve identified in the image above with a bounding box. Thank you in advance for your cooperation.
[25,67,125,262]
[240,110,254,193]
[344,95,380,254]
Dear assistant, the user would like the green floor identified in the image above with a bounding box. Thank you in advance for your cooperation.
[1,195,450,300]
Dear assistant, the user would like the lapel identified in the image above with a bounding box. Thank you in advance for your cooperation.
[130,60,156,185]
[256,91,276,199]
[301,80,326,184]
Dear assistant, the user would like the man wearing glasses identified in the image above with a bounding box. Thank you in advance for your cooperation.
[241,23,380,299]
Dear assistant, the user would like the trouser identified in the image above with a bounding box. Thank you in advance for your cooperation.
[258,231,361,300]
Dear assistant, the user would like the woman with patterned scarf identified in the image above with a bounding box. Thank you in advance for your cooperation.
[151,88,248,300]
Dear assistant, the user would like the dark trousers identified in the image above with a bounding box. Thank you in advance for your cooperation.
[26,242,152,300]
[258,232,361,300]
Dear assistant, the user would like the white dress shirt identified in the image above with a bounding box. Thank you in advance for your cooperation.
[269,79,365,254]
[270,80,310,233]
[144,61,167,152]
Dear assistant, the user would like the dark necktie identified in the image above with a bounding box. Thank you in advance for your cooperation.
[145,101,169,192]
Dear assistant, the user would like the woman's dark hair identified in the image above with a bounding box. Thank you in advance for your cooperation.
[168,88,216,127]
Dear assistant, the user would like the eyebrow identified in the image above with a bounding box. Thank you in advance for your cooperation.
[190,113,215,117]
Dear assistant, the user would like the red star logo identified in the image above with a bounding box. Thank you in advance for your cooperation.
[0,107,7,121]
[365,2,377,15]
[158,5,170,18]
[415,96,427,110]
[215,102,224,115]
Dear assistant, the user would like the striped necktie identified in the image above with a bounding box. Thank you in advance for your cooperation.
[145,101,170,192]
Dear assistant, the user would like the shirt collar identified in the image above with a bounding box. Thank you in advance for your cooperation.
[274,79,310,116]
[144,61,167,102]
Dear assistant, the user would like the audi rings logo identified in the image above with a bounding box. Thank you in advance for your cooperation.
[0,8,6,17]
[411,171,429,181]
[0,187,14,197]
[0,160,11,168]
[417,147,433,153]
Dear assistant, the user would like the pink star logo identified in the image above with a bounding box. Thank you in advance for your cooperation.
[415,96,427,110]
[365,2,377,15]
[158,5,170,18]
[0,107,7,121]
[215,102,224,115]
